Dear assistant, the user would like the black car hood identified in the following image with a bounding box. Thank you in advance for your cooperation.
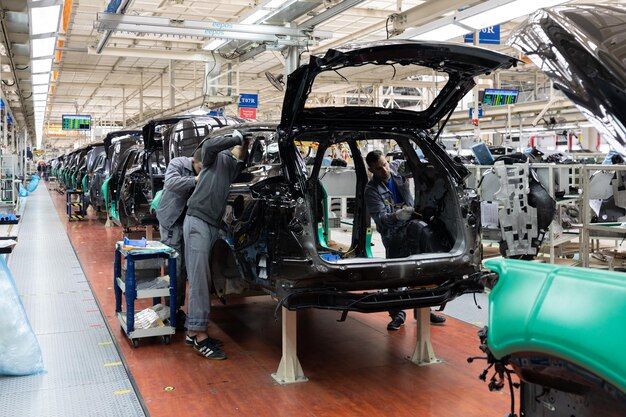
[280,40,517,135]
[509,5,626,154]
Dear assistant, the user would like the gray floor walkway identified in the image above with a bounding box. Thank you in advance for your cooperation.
[0,184,146,417]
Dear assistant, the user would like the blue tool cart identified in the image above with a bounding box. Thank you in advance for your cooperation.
[114,241,177,348]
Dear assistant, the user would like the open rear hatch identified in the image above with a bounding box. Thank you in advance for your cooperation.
[280,40,518,134]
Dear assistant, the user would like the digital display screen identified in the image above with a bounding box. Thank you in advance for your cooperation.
[482,89,519,106]
[62,115,91,130]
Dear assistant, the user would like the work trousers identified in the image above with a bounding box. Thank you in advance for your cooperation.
[183,215,219,332]
[159,222,186,308]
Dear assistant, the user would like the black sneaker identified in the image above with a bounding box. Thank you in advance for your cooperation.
[185,334,224,347]
[193,337,227,360]
[430,312,446,324]
[387,311,406,330]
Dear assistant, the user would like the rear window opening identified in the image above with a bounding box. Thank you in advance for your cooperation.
[305,63,450,113]
[301,131,462,263]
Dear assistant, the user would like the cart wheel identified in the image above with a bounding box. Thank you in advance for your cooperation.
[132,339,140,348]
[161,335,171,345]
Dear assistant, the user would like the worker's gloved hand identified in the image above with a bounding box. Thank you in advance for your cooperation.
[232,129,244,143]
[395,206,414,221]
[242,133,254,146]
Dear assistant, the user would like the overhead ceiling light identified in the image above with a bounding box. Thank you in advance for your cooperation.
[33,93,47,102]
[410,24,471,41]
[203,39,228,51]
[264,0,292,8]
[32,58,53,74]
[32,73,50,85]
[32,37,56,58]
[30,5,61,35]
[241,9,271,24]
[458,0,569,30]
[33,84,49,94]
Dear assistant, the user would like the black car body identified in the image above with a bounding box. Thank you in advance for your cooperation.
[80,143,106,208]
[163,116,249,164]
[116,118,188,228]
[90,130,141,212]
[205,40,517,312]
[102,131,143,224]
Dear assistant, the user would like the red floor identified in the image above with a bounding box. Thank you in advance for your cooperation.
[49,183,511,417]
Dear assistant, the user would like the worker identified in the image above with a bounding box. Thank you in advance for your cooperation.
[364,149,446,330]
[156,149,203,330]
[183,130,251,360]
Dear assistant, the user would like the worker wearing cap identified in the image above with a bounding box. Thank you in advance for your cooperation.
[364,149,446,330]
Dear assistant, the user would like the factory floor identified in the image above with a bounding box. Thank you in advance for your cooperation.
[7,181,512,417]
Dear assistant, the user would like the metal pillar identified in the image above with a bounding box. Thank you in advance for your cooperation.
[581,167,590,267]
[471,29,481,141]
[122,87,126,127]
[139,70,144,122]
[169,60,175,109]
[271,307,308,384]
[2,94,6,147]
[410,308,441,365]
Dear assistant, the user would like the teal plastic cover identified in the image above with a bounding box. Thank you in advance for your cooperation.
[484,258,626,393]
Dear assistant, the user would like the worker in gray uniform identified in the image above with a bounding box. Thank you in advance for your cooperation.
[364,150,446,330]
[183,130,250,360]
[156,148,202,329]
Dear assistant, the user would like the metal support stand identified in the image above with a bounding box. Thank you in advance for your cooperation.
[272,307,308,384]
[66,189,85,221]
[410,308,441,365]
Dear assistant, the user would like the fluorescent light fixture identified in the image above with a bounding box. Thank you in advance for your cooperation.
[32,37,56,58]
[241,9,271,24]
[411,24,471,41]
[32,58,53,74]
[459,0,569,30]
[264,0,292,8]
[203,39,228,51]
[33,84,49,94]
[31,5,61,35]
[32,73,50,85]
[33,93,48,102]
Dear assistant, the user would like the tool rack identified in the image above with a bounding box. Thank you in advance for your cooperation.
[114,241,177,347]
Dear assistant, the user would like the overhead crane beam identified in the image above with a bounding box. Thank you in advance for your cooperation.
[93,13,328,48]
[87,46,224,63]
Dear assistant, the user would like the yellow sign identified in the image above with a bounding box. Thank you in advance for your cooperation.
[44,124,80,137]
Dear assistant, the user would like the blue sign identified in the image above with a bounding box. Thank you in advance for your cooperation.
[469,107,483,119]
[208,107,225,116]
[239,94,258,108]
[463,25,500,45]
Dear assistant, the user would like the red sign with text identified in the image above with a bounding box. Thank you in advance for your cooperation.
[239,107,257,120]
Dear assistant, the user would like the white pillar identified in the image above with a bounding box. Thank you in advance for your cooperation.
[169,60,175,109]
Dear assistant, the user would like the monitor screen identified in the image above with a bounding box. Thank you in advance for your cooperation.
[62,115,91,130]
[482,89,519,106]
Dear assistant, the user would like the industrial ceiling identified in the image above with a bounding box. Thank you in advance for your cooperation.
[1,0,623,153]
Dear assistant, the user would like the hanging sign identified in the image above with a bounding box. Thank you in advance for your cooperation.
[239,108,257,120]
[463,25,501,45]
[238,94,258,108]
